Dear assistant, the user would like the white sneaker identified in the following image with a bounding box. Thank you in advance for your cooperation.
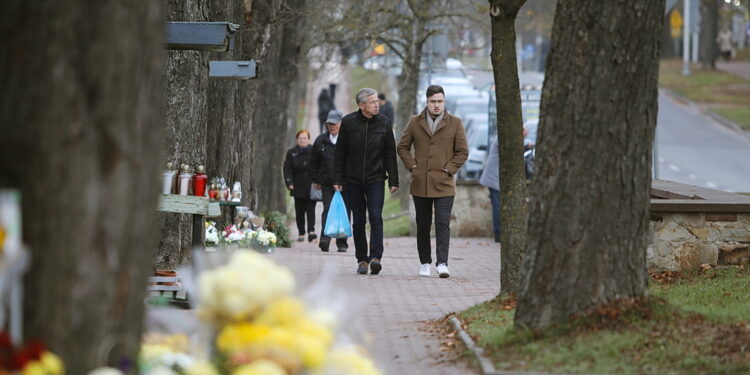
[437,263,450,278]
[419,264,431,277]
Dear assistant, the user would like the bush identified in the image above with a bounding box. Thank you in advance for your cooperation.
[264,211,291,247]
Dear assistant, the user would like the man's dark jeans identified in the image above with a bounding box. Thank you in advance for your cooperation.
[413,195,455,265]
[320,186,350,249]
[346,182,385,263]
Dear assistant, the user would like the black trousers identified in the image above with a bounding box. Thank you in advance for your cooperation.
[413,195,455,265]
[294,197,316,235]
[320,187,350,248]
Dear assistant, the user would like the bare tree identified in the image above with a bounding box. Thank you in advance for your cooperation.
[515,0,664,330]
[0,1,164,372]
[488,0,528,296]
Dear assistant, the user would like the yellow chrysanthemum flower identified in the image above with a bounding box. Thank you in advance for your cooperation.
[231,359,286,375]
[40,352,64,375]
[185,360,219,375]
[22,361,45,375]
[316,345,382,375]
[255,297,306,326]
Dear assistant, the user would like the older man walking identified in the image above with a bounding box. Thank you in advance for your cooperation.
[397,85,468,278]
[334,88,399,275]
[311,109,351,253]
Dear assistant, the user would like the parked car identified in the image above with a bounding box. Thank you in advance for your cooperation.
[453,94,490,122]
[458,120,488,181]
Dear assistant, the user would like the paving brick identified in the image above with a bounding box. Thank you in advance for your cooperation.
[270,236,500,375]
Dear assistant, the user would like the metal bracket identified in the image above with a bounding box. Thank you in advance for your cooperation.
[209,60,258,80]
[165,22,241,52]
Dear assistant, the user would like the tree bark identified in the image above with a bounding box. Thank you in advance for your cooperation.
[158,0,279,268]
[159,0,211,269]
[489,0,527,296]
[699,0,719,69]
[515,0,664,330]
[252,0,308,214]
[0,1,164,372]
[395,24,424,211]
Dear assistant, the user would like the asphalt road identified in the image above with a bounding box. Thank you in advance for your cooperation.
[466,68,750,193]
[655,92,750,193]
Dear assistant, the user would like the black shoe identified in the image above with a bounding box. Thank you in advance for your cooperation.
[337,246,348,252]
[308,233,317,242]
[297,235,305,242]
[319,241,330,252]
[369,258,382,275]
[357,261,369,274]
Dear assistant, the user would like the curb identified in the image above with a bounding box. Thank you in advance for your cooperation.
[449,316,606,375]
[659,88,750,142]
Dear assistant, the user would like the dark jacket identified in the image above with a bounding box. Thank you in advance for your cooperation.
[310,132,338,187]
[283,145,313,199]
[334,110,399,187]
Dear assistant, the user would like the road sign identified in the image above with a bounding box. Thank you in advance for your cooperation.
[670,10,683,38]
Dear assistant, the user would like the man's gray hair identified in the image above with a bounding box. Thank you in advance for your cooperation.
[356,88,378,105]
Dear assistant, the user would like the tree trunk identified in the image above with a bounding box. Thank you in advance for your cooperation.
[489,0,527,296]
[699,0,719,69]
[158,0,276,268]
[159,0,210,269]
[515,0,664,330]
[395,31,424,211]
[205,1,263,228]
[252,0,308,214]
[0,1,164,372]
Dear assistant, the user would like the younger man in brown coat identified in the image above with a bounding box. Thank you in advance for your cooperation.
[397,85,469,278]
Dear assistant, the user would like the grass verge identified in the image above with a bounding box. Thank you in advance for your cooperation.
[659,59,750,130]
[382,190,410,237]
[458,267,750,375]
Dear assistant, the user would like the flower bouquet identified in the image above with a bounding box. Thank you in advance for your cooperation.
[0,332,63,375]
[205,222,277,253]
[192,250,382,375]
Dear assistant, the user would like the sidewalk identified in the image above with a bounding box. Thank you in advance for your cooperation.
[716,61,750,80]
[269,237,500,375]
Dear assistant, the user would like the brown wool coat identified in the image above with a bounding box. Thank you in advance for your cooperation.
[397,110,469,197]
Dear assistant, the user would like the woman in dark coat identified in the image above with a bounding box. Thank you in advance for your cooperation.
[283,130,318,242]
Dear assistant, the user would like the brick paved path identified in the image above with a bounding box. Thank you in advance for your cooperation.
[269,237,500,375]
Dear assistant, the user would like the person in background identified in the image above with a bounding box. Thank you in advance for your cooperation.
[717,28,734,62]
[317,88,336,134]
[397,85,468,278]
[479,139,500,243]
[334,88,399,275]
[378,93,395,122]
[283,130,318,242]
[480,126,532,243]
[310,110,351,252]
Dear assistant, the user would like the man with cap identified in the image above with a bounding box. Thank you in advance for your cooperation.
[310,109,351,252]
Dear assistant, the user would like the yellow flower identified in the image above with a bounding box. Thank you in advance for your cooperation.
[185,361,219,375]
[140,344,175,362]
[255,297,306,326]
[22,361,45,375]
[40,352,64,375]
[231,360,286,375]
[316,345,382,375]
[216,322,272,352]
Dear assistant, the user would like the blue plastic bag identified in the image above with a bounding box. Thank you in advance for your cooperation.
[324,191,352,238]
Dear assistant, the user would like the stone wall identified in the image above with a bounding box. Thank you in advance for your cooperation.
[408,181,494,237]
[648,213,750,271]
